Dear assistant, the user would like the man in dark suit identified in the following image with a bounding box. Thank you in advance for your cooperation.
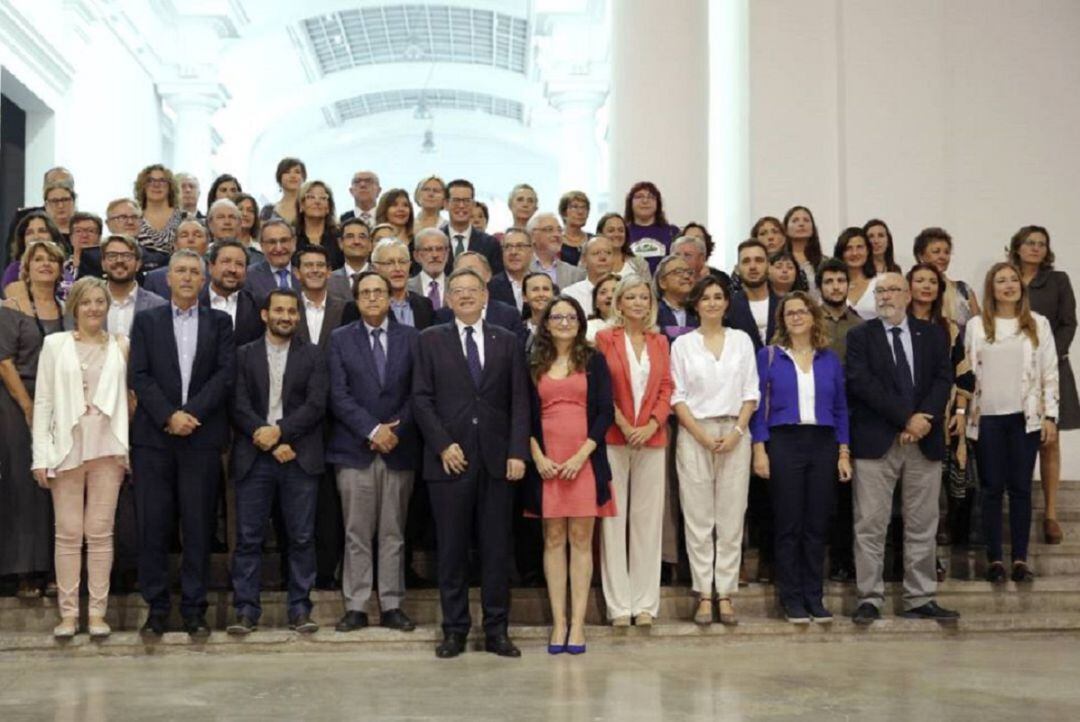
[225,289,328,635]
[328,271,420,633]
[340,170,380,226]
[342,238,434,329]
[142,218,210,298]
[487,226,532,313]
[246,219,300,304]
[128,249,236,638]
[726,239,778,351]
[413,267,529,659]
[846,272,958,625]
[295,245,348,351]
[434,251,527,347]
[441,179,503,275]
[200,239,264,346]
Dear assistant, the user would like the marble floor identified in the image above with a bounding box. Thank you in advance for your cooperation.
[0,637,1077,721]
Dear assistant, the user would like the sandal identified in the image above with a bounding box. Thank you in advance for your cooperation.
[717,598,738,626]
[693,599,713,625]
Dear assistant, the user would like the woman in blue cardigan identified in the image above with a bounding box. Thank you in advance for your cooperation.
[751,291,851,624]
[524,295,614,655]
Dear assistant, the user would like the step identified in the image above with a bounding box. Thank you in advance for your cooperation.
[6,579,1080,633]
[3,613,1080,657]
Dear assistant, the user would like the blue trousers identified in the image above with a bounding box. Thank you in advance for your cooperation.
[231,455,318,621]
[976,414,1040,563]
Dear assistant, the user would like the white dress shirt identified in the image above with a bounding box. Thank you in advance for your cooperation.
[303,291,327,345]
[624,332,651,420]
[107,286,137,337]
[792,353,817,425]
[455,318,485,368]
[670,329,760,418]
[265,337,290,425]
[208,287,239,328]
[419,270,446,304]
[563,279,596,316]
[353,207,376,227]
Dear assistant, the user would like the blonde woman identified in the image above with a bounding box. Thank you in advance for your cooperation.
[414,175,447,232]
[32,277,129,637]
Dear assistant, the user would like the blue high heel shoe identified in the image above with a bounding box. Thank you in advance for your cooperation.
[566,627,586,655]
[548,628,567,655]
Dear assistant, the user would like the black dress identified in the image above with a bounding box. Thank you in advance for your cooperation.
[1028,268,1080,429]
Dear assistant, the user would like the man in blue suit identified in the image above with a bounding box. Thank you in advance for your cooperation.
[141,218,210,299]
[246,219,300,304]
[327,271,420,633]
[434,251,526,347]
[413,267,529,659]
[128,249,235,638]
[441,179,503,275]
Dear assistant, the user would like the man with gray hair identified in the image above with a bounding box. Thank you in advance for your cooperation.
[433,251,526,345]
[143,218,211,298]
[342,170,381,226]
[407,227,451,311]
[671,235,710,281]
[207,198,241,242]
[342,238,434,329]
[527,211,585,289]
[176,173,202,218]
[562,235,614,315]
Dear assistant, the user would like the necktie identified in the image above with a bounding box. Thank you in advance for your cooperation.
[890,327,915,403]
[454,234,466,258]
[428,280,442,310]
[464,326,482,387]
[360,212,372,226]
[371,328,386,386]
[276,269,290,289]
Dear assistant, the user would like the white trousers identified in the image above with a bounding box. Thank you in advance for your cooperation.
[676,417,751,598]
[601,445,666,618]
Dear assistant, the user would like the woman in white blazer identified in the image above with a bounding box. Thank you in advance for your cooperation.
[32,277,130,638]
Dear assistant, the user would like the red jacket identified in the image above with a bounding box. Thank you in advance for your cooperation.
[595,326,673,447]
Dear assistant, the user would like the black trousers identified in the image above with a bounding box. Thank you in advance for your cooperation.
[428,467,513,636]
[767,426,838,609]
[314,470,344,583]
[747,474,774,565]
[133,444,221,618]
[829,477,854,572]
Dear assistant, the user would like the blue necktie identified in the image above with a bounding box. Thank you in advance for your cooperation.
[371,328,386,386]
[890,327,915,404]
[276,269,290,289]
[465,326,482,387]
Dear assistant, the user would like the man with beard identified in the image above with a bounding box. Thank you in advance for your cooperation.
[487,227,533,312]
[816,258,864,583]
[200,239,264,346]
[225,288,328,635]
[78,199,145,281]
[101,235,167,336]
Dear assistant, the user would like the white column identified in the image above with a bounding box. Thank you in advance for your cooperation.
[158,82,228,190]
[609,0,708,227]
[548,82,608,202]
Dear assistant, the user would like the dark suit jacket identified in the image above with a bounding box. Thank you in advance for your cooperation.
[412,321,529,480]
[230,336,328,479]
[441,225,504,275]
[247,260,299,305]
[434,299,527,347]
[845,316,953,461]
[296,292,348,352]
[142,265,210,300]
[76,247,103,280]
[727,291,779,351]
[198,287,264,347]
[488,272,519,311]
[128,305,236,450]
[340,290,433,330]
[327,320,419,471]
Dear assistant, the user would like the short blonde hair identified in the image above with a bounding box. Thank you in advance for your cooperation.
[20,239,66,284]
[66,277,109,323]
[608,273,659,332]
[413,175,447,204]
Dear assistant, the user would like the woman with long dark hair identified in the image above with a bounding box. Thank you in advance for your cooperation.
[525,295,614,655]
[624,181,680,275]
[834,227,879,320]
[864,219,902,275]
[783,206,824,299]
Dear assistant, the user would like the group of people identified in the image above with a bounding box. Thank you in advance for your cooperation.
[0,162,1074,658]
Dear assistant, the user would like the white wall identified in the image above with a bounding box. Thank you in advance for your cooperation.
[750,0,1080,467]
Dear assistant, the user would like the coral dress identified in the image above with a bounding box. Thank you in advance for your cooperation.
[537,372,616,519]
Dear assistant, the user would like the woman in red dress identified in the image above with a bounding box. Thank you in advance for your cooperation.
[525,296,615,655]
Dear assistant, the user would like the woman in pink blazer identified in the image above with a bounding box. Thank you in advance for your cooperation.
[594,273,674,626]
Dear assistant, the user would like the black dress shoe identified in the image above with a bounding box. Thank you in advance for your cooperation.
[140,614,167,637]
[289,612,319,634]
[757,561,774,584]
[182,615,211,639]
[226,615,257,635]
[901,601,960,620]
[852,602,880,626]
[313,576,340,591]
[986,561,1007,584]
[380,608,416,632]
[436,632,467,659]
[1011,562,1035,583]
[828,566,856,583]
[335,611,369,632]
[805,599,833,623]
[484,632,521,658]
[782,603,810,625]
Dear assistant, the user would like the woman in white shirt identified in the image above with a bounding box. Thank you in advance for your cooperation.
[965,262,1058,584]
[834,227,879,320]
[31,277,130,638]
[671,276,759,625]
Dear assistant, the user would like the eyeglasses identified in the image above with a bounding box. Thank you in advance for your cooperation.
[449,287,483,297]
[263,238,293,248]
[146,178,170,187]
[632,192,656,202]
[873,286,906,296]
[108,214,140,223]
[373,259,410,268]
[352,177,377,186]
[417,246,447,255]
[103,251,136,262]
[663,268,693,278]
[533,226,560,234]
[357,289,388,299]
[448,197,474,206]
[46,197,73,206]
[547,314,579,326]
[783,308,811,318]
[304,194,330,203]
[71,226,98,236]
[503,243,532,252]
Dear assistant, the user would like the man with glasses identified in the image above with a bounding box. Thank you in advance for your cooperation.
[295,246,347,352]
[441,179,502,275]
[563,236,615,316]
[413,267,529,659]
[342,238,434,330]
[246,220,300,304]
[327,271,420,634]
[846,272,958,625]
[68,211,103,280]
[489,227,533,312]
[342,170,381,227]
[433,251,527,346]
[407,227,451,311]
[527,212,585,289]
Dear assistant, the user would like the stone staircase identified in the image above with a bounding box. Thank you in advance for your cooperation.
[2,481,1080,655]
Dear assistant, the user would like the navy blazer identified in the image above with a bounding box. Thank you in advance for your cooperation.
[488,272,519,311]
[434,298,527,347]
[727,291,778,350]
[246,260,299,305]
[657,298,699,342]
[412,321,530,480]
[230,336,328,479]
[523,352,614,515]
[340,290,433,330]
[845,316,953,461]
[327,320,420,471]
[441,225,504,275]
[76,247,104,281]
[198,287,264,347]
[128,304,236,450]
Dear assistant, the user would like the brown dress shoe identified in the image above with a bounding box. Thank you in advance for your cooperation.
[1044,518,1064,545]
